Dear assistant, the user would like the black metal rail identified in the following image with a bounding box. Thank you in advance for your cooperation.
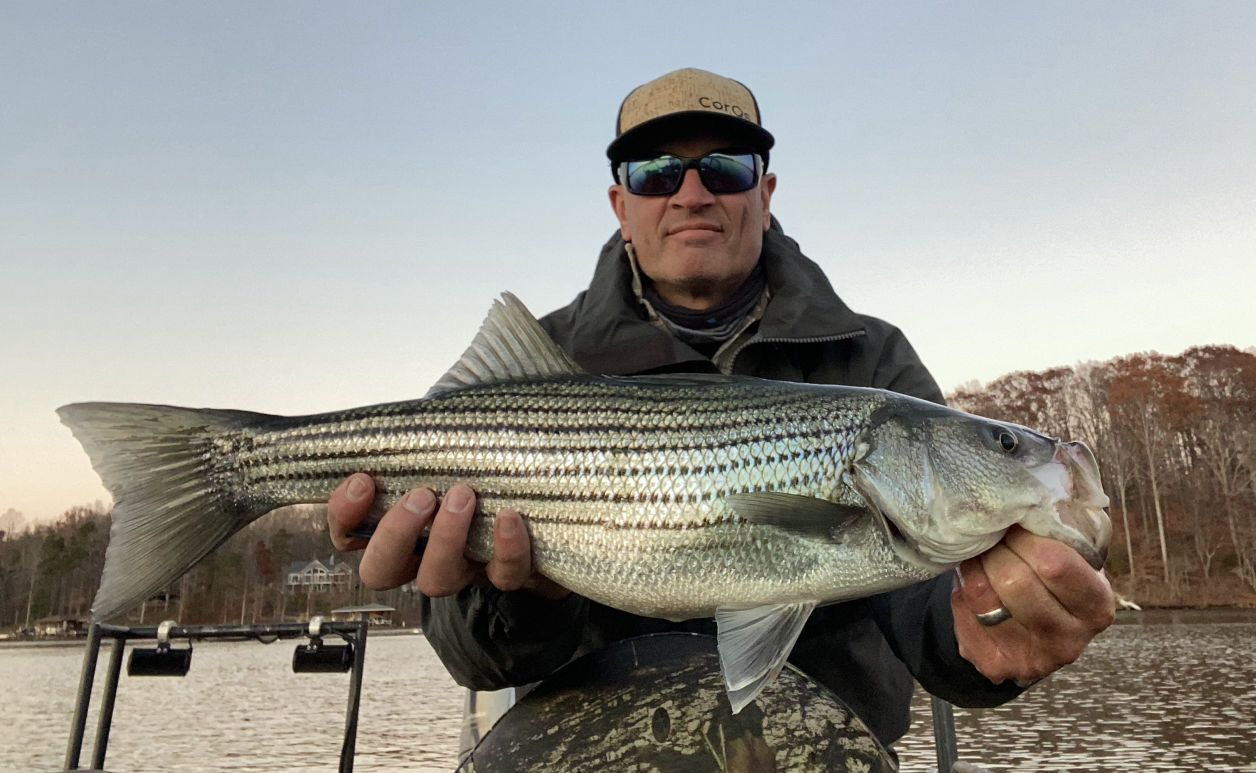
[62,618,369,772]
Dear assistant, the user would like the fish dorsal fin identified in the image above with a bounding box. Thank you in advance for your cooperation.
[426,292,583,396]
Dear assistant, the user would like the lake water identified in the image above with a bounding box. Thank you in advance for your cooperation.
[2,610,1253,772]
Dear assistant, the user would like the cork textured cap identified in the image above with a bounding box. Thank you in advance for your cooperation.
[607,68,775,163]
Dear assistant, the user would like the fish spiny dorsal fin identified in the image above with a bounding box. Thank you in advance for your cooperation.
[426,292,584,396]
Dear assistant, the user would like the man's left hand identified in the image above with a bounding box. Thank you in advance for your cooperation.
[951,525,1116,687]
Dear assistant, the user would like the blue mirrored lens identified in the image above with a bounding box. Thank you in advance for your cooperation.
[698,153,757,193]
[623,153,758,196]
[625,157,685,195]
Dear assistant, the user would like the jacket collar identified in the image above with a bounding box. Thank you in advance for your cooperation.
[564,218,868,375]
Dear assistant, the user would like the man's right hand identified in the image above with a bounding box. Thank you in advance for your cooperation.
[327,473,569,599]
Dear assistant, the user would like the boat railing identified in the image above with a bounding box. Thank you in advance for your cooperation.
[62,617,368,773]
[64,619,972,772]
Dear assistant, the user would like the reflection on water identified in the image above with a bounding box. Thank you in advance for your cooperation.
[2,611,1253,771]
[0,634,464,773]
[898,610,1256,771]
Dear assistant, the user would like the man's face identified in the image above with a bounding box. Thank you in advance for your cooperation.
[609,135,776,310]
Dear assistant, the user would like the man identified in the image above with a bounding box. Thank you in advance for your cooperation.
[327,68,1115,749]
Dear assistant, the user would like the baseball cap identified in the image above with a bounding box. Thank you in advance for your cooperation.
[607,68,775,166]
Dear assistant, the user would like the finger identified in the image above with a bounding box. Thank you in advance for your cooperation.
[415,482,478,597]
[952,563,1060,685]
[1002,527,1116,629]
[954,558,1005,621]
[358,488,432,590]
[955,528,1117,686]
[979,540,1067,634]
[979,537,1105,679]
[327,473,374,551]
[951,578,1023,683]
[957,542,1058,683]
[485,509,532,591]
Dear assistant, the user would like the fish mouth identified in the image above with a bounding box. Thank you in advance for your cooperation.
[1056,441,1112,568]
[1025,440,1112,569]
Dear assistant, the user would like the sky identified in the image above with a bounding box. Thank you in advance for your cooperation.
[2,2,1253,527]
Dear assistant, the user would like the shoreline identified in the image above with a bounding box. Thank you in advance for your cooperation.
[0,625,424,650]
[7,608,1256,649]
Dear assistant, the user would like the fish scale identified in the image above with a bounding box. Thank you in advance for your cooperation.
[232,378,877,536]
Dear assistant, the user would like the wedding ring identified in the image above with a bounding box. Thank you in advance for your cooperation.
[975,606,1013,626]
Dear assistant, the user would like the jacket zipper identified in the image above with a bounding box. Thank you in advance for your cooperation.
[720,329,868,375]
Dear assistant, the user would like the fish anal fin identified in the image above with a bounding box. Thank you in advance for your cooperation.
[426,293,584,396]
[716,602,817,714]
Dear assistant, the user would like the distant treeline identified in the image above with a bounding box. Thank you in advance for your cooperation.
[3,345,1253,629]
[0,506,421,630]
[948,345,1256,606]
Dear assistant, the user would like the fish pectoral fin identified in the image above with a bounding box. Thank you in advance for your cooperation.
[715,601,817,714]
[725,492,866,543]
[426,292,584,396]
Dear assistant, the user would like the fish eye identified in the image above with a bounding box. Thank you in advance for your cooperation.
[993,427,1018,454]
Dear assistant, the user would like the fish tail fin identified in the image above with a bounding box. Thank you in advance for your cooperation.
[57,402,268,622]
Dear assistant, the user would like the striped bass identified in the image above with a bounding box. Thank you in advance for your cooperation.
[58,293,1111,712]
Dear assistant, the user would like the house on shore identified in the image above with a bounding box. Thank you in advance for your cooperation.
[34,615,89,637]
[285,556,355,594]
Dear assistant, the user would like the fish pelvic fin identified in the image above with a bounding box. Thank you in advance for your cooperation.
[426,292,584,396]
[57,402,266,622]
[715,601,817,714]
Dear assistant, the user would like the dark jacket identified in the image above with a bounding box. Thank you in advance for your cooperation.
[421,220,1022,747]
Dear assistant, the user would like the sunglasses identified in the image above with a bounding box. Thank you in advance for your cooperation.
[618,151,762,196]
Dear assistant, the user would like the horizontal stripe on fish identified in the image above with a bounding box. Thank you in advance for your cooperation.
[232,429,852,483]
